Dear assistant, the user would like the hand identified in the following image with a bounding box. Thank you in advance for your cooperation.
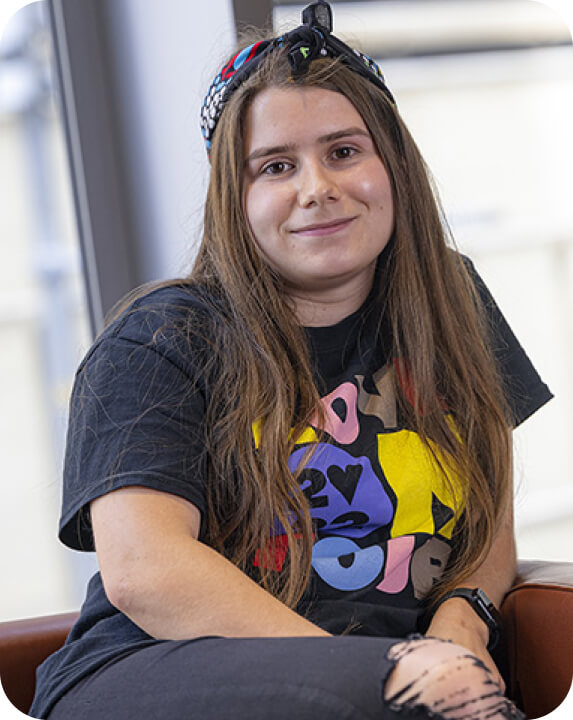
[425,597,505,691]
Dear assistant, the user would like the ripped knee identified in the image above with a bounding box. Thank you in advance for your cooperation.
[383,637,524,720]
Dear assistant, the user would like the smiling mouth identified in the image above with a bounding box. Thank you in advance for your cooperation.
[291,217,357,237]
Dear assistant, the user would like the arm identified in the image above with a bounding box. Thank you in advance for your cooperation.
[91,486,330,641]
[72,319,327,641]
[425,444,517,687]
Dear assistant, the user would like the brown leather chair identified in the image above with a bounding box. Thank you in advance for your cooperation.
[0,611,79,717]
[501,560,573,718]
[1,561,572,718]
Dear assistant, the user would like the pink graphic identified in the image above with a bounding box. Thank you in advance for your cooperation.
[376,535,415,594]
[312,382,359,444]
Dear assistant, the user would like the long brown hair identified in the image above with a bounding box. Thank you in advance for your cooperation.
[110,46,511,609]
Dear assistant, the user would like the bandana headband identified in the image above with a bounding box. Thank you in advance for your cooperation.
[200,0,395,153]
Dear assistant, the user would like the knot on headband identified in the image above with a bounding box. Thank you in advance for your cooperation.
[284,26,329,75]
[200,1,395,154]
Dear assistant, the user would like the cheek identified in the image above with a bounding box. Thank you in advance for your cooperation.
[244,189,284,264]
[244,189,267,250]
[373,177,394,219]
[243,186,257,228]
[354,168,393,210]
[245,186,277,233]
[247,188,292,249]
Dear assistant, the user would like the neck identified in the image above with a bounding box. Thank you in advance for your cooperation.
[288,268,375,327]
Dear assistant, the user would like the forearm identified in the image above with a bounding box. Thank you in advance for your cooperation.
[106,536,329,641]
[93,488,329,641]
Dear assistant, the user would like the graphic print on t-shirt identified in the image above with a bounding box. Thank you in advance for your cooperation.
[253,361,464,604]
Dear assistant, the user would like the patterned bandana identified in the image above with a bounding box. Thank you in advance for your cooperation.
[200,0,395,153]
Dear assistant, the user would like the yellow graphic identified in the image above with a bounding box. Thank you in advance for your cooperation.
[377,430,464,539]
[252,418,318,450]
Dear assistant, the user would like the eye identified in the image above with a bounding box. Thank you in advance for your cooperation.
[261,160,293,176]
[332,145,357,160]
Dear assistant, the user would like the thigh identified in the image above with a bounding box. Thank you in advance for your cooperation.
[48,635,424,720]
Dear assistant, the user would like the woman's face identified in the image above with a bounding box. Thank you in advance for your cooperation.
[243,86,395,314]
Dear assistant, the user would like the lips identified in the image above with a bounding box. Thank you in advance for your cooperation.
[291,217,357,237]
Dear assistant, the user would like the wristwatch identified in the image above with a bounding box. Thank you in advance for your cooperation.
[435,587,502,650]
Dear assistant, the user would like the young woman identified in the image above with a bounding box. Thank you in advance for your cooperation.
[31,2,552,718]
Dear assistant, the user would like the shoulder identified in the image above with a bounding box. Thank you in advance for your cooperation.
[449,252,497,315]
[456,253,486,290]
[79,282,219,380]
[454,253,553,425]
[108,282,213,341]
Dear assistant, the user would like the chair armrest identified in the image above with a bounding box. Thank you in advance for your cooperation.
[501,559,573,719]
[0,611,79,714]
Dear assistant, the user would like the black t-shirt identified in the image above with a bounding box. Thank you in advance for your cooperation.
[30,258,552,718]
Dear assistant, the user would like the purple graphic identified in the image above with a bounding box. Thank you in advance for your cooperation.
[289,444,394,538]
[312,536,385,591]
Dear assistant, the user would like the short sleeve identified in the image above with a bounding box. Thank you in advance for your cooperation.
[464,256,553,427]
[59,292,210,551]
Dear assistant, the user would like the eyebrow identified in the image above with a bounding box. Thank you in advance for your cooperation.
[245,127,371,164]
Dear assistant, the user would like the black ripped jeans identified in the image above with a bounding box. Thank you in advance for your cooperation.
[46,635,524,720]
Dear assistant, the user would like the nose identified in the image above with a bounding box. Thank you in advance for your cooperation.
[297,160,339,207]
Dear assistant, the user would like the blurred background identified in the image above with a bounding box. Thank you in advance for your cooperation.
[0,0,572,622]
